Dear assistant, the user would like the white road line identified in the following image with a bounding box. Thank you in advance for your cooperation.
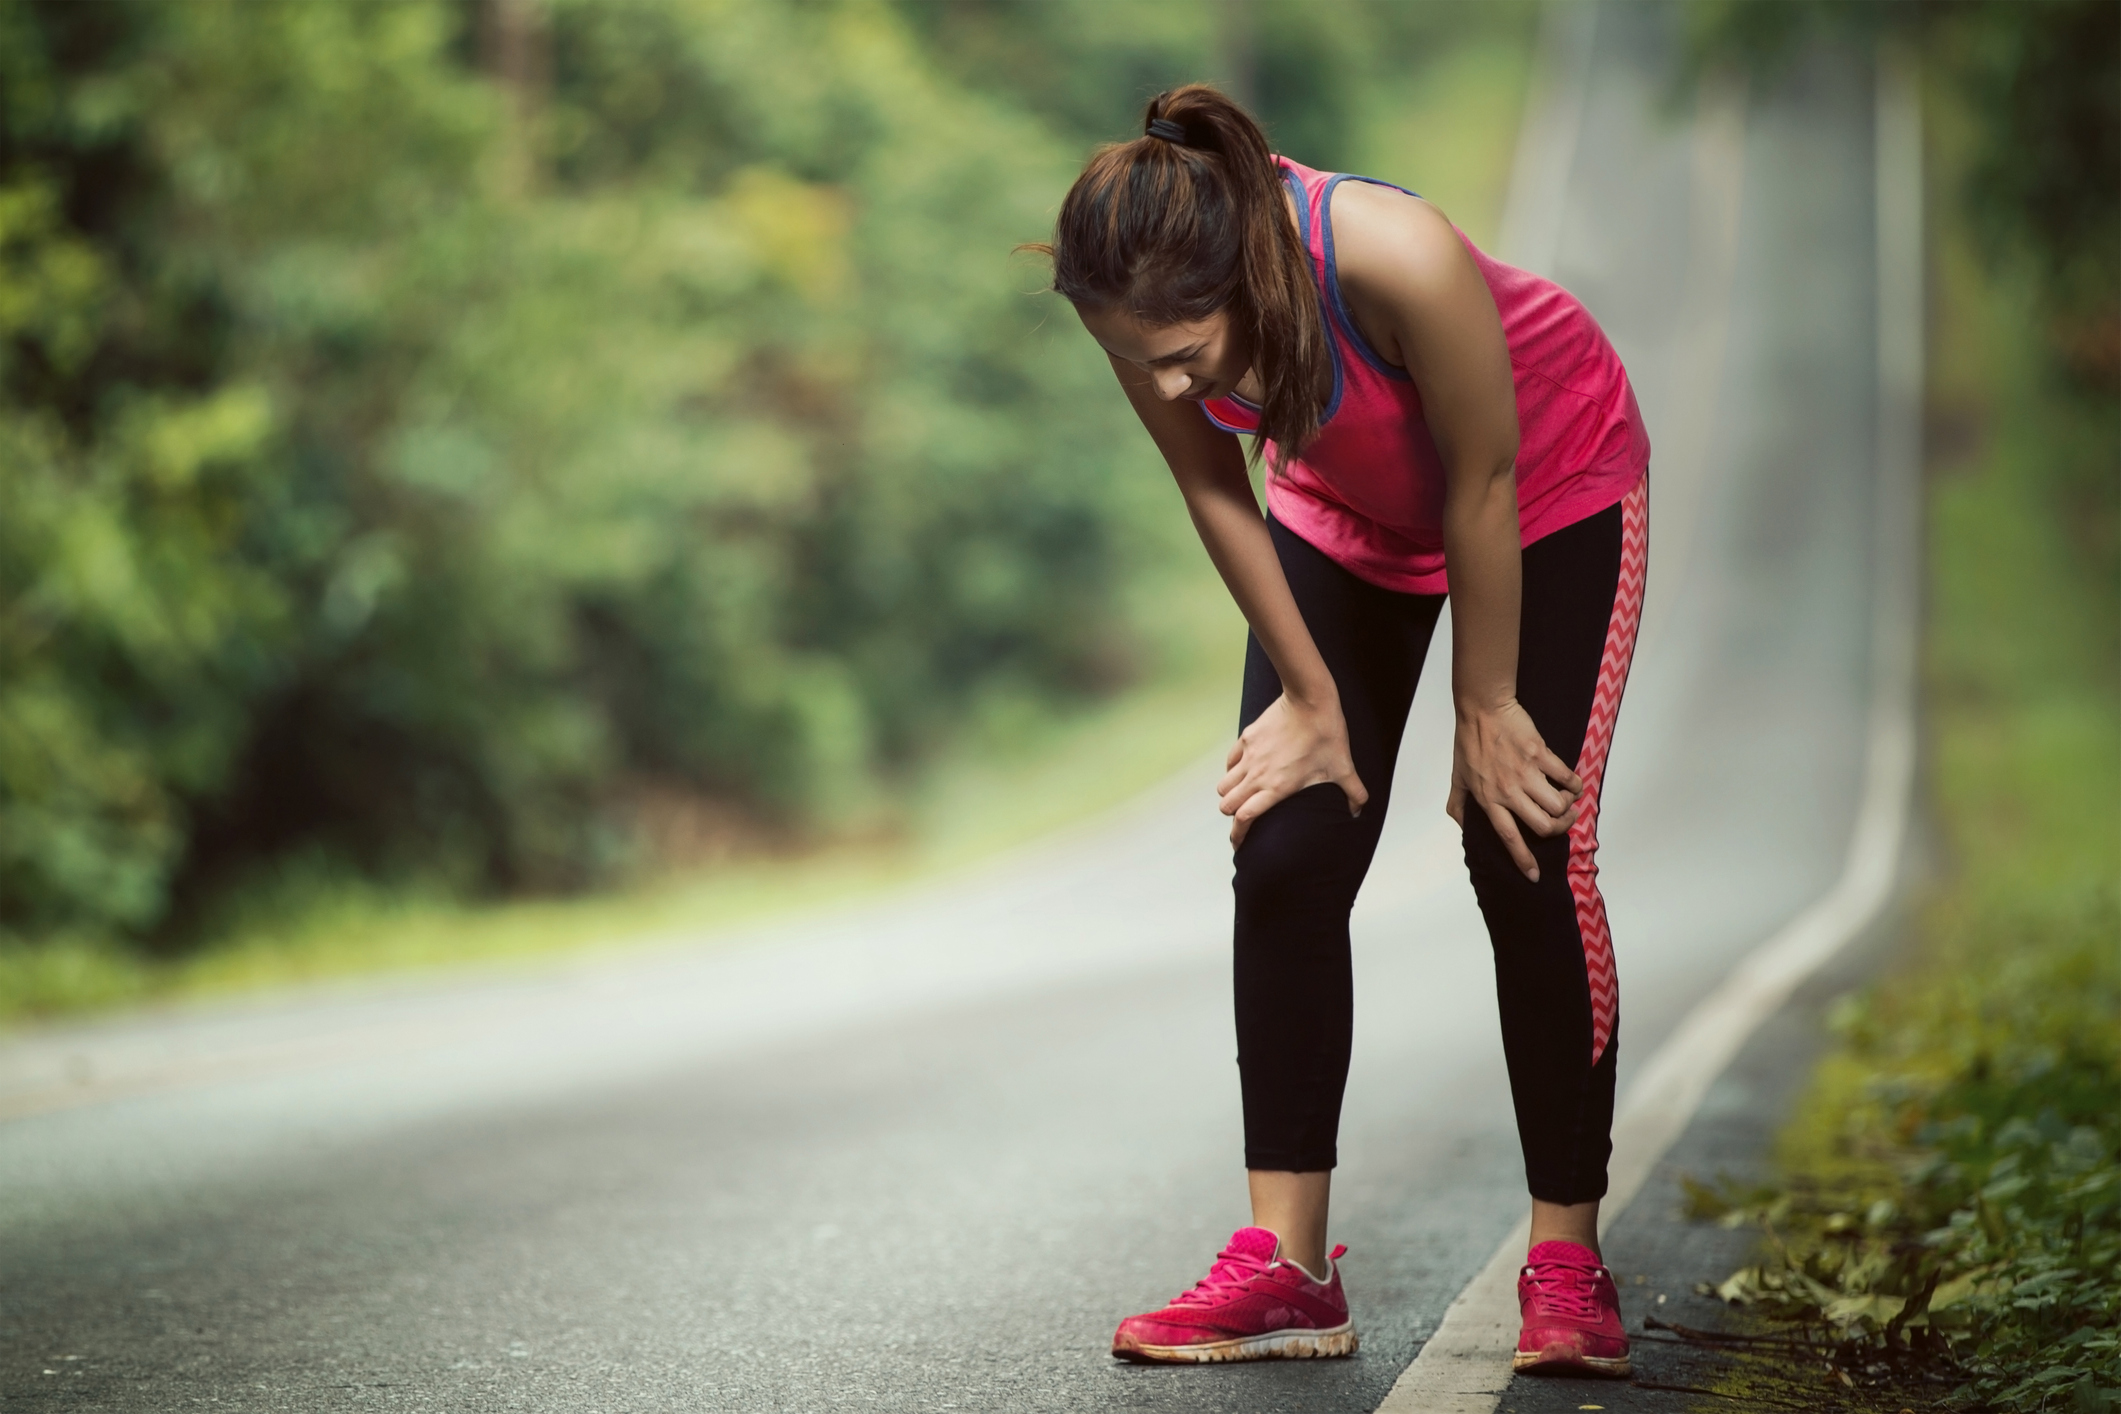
[1374,34,1924,1414]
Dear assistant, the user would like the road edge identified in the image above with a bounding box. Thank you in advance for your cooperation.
[1373,31,1925,1414]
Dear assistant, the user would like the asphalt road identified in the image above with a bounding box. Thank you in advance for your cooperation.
[0,7,1891,1411]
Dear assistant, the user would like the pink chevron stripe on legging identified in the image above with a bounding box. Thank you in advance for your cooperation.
[1568,475,1649,1065]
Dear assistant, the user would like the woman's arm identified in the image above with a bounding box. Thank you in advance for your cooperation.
[1331,184,1582,881]
[1107,354,1366,844]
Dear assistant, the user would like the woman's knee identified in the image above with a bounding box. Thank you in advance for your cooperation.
[1232,783,1380,911]
[1460,803,1571,878]
[1459,806,1571,902]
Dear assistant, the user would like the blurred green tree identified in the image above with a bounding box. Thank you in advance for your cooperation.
[0,0,1152,943]
[1683,1,2118,400]
[891,0,1534,170]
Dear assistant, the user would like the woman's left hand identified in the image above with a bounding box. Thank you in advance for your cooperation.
[1445,700,1582,882]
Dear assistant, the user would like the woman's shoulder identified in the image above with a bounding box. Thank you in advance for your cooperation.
[1323,178,1482,368]
[1326,178,1467,293]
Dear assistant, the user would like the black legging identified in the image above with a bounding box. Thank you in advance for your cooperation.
[1233,483,1646,1204]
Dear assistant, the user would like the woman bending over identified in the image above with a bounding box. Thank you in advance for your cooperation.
[1034,85,1650,1379]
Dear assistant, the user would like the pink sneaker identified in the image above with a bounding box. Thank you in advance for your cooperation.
[1514,1240,1632,1378]
[1111,1227,1358,1363]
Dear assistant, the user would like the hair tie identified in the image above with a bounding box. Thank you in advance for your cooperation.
[1146,117,1188,145]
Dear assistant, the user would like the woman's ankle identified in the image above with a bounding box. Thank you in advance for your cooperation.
[1248,1168,1333,1274]
[1528,1196,1602,1259]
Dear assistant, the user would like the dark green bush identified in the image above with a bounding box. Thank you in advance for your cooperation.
[1698,901,2121,1411]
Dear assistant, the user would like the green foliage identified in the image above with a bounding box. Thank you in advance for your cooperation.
[891,0,1537,169]
[0,0,1156,941]
[1698,903,2121,1410]
[0,0,1538,986]
[1687,108,2121,1410]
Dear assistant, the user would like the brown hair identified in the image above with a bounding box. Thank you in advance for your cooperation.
[1030,84,1326,472]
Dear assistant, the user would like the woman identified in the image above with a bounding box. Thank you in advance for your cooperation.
[1034,85,1649,1378]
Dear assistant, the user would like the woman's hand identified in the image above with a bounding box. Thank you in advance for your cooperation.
[1095,354,1362,849]
[1218,693,1368,847]
[1446,700,1582,881]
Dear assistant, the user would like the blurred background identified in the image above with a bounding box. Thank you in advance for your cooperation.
[0,0,2111,1018]
[0,0,1548,1004]
[1,3,2114,1407]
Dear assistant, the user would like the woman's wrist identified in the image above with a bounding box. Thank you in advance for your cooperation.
[1452,686,1518,721]
[1280,670,1342,716]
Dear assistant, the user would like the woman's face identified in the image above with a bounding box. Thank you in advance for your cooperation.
[1078,304,1252,403]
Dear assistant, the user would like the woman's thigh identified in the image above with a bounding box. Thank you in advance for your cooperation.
[1239,518,1444,821]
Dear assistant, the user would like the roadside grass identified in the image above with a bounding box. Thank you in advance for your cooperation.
[1681,133,2121,1414]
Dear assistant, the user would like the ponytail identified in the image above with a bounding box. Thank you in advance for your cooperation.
[1031,84,1327,472]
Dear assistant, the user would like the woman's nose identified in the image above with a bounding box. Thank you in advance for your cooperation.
[1152,367,1192,401]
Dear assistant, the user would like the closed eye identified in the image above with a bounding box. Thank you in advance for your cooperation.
[1147,344,1206,368]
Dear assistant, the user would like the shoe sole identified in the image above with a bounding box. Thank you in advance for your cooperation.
[1113,1323,1359,1364]
[1512,1348,1632,1379]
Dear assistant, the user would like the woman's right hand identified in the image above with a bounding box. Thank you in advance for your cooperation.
[1096,355,1363,849]
[1217,692,1368,847]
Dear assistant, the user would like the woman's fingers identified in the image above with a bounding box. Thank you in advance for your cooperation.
[1521,773,1577,824]
[1448,707,1588,867]
[1485,801,1540,882]
[1228,777,1285,846]
[1338,769,1369,817]
[1537,746,1584,798]
[1216,690,1363,847]
[1524,799,1579,836]
[1500,781,1577,838]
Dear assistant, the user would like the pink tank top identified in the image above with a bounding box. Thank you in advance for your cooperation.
[1202,160,1648,594]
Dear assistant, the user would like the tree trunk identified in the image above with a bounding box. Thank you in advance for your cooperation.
[478,0,548,195]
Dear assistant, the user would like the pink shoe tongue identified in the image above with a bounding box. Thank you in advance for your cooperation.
[1227,1226,1281,1260]
[1526,1240,1600,1268]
